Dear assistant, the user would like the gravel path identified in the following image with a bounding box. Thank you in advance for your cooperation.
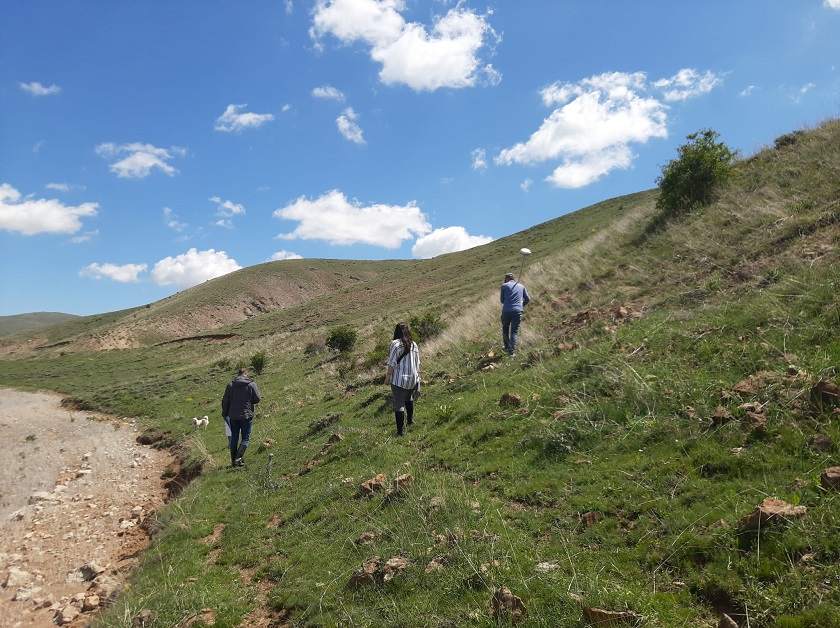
[0,388,173,627]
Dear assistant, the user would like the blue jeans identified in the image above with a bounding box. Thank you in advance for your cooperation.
[501,311,522,355]
[229,418,253,454]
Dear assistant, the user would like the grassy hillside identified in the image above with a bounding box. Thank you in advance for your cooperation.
[0,120,838,626]
[0,311,79,337]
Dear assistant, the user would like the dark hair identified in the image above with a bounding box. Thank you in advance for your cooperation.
[238,367,250,376]
[393,322,413,353]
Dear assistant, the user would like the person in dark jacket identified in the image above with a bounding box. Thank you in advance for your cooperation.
[221,367,261,467]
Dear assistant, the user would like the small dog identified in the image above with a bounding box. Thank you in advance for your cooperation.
[192,415,209,430]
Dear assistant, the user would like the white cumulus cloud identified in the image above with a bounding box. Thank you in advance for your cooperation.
[214,104,275,132]
[411,226,493,259]
[270,250,304,261]
[96,142,186,179]
[825,0,840,9]
[313,85,346,101]
[150,248,242,289]
[20,81,61,96]
[209,196,246,216]
[653,68,722,102]
[471,148,487,171]
[337,107,365,144]
[311,0,500,92]
[0,183,98,235]
[496,70,720,188]
[274,189,430,248]
[80,262,148,283]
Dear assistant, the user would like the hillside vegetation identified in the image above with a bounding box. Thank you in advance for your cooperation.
[0,120,838,627]
[0,312,79,337]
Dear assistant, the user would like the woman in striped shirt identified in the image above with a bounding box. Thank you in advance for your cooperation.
[384,322,420,436]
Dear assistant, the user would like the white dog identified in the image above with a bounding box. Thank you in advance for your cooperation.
[192,415,209,430]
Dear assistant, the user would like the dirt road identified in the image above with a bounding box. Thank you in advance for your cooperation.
[0,388,173,627]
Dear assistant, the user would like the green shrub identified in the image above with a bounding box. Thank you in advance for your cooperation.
[655,129,735,219]
[250,351,268,375]
[409,312,447,342]
[326,326,357,353]
[774,130,805,150]
[362,339,389,370]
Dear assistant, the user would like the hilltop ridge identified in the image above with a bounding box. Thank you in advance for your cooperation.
[0,189,652,355]
[0,312,79,337]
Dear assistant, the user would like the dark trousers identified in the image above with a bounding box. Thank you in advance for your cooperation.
[502,310,522,355]
[229,418,253,457]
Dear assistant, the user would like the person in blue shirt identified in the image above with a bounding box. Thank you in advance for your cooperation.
[500,272,530,357]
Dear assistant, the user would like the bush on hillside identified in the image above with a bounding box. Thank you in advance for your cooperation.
[774,130,805,150]
[326,326,357,353]
[409,312,447,343]
[250,351,268,375]
[655,129,735,219]
[362,339,389,370]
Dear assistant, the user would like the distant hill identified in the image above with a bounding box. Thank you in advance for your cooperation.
[0,189,642,354]
[0,312,80,337]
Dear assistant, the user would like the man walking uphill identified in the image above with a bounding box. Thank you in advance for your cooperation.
[500,272,530,357]
[222,367,261,467]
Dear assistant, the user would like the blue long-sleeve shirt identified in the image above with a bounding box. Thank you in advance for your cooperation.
[500,280,530,313]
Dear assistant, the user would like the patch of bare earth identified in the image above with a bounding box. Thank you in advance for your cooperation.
[198,522,292,627]
[0,389,174,627]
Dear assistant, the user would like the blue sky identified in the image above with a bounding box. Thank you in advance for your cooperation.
[1,1,838,317]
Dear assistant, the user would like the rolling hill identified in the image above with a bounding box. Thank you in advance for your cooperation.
[0,120,837,626]
[0,311,79,337]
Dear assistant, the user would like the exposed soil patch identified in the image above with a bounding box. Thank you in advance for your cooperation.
[0,389,174,627]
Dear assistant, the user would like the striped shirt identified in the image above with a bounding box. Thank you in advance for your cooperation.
[387,339,420,390]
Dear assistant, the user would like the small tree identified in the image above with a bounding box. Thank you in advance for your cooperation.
[655,129,735,219]
[250,351,268,375]
[326,326,357,353]
[409,312,447,343]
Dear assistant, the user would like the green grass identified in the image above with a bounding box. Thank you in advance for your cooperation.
[0,311,80,337]
[0,120,839,626]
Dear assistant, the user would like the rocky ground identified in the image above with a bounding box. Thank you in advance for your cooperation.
[0,389,173,627]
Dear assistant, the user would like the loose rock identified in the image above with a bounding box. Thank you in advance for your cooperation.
[490,587,527,623]
[499,392,522,408]
[738,497,806,530]
[821,467,840,491]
